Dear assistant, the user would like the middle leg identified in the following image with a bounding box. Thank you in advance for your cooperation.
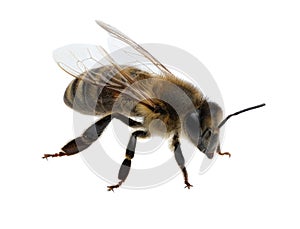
[107,130,149,191]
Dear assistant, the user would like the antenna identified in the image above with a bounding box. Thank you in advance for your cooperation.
[218,103,266,128]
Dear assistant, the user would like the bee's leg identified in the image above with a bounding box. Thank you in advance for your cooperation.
[216,144,231,158]
[107,130,149,191]
[172,133,193,189]
[43,115,112,159]
[43,113,143,159]
[111,113,143,128]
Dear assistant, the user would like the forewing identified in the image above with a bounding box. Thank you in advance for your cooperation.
[96,20,172,76]
[53,44,155,106]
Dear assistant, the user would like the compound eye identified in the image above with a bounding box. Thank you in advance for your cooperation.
[184,112,200,144]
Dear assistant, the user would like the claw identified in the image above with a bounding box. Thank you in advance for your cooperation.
[184,181,193,189]
[217,151,231,158]
[42,152,67,159]
[107,186,116,192]
[107,181,123,192]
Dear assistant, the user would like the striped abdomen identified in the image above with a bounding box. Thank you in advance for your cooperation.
[64,78,119,115]
[63,66,154,116]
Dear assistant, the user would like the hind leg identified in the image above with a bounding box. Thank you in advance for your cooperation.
[43,113,142,159]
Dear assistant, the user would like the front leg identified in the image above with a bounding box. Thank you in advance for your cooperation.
[172,132,193,189]
[216,145,231,158]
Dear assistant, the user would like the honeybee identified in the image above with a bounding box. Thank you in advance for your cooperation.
[43,21,265,191]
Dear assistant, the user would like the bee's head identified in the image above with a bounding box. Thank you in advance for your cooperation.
[184,101,265,159]
[198,102,223,159]
[184,101,222,159]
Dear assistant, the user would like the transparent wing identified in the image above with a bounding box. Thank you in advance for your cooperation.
[54,44,120,85]
[96,20,172,76]
[107,39,158,75]
[53,44,156,106]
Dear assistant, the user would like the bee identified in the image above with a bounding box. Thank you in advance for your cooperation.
[43,21,265,191]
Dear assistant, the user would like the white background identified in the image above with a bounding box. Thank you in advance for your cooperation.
[1,0,299,228]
